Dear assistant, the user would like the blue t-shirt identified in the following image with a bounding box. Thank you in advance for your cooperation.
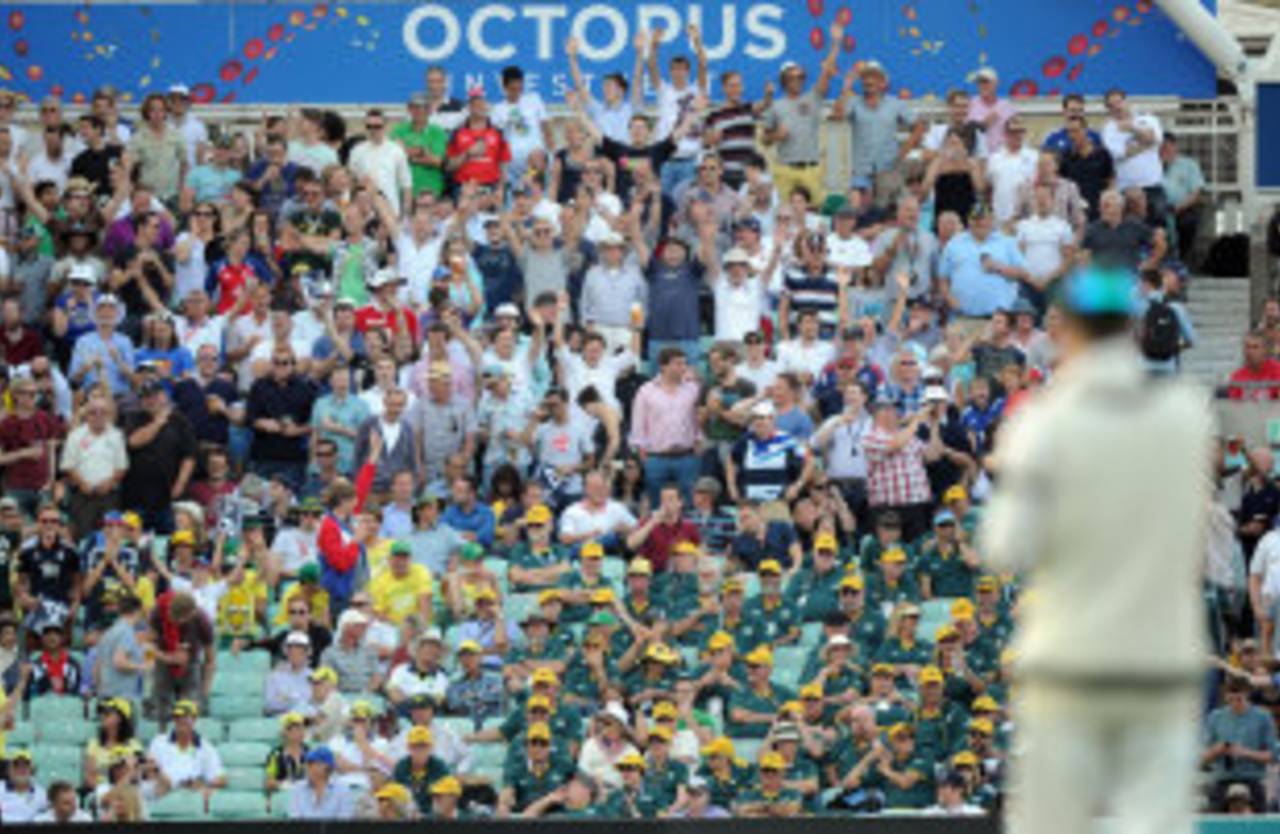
[938,231,1024,317]
[646,260,702,341]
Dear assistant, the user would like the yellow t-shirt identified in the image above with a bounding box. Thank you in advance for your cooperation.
[368,564,434,625]
[217,570,268,636]
[365,537,393,577]
[273,585,331,627]
[135,576,157,612]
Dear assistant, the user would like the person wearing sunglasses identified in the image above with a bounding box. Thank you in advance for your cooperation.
[349,108,412,217]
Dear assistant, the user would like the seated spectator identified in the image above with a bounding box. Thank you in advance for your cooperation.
[265,631,314,715]
[1202,677,1277,812]
[147,700,226,799]
[0,750,48,822]
[288,746,355,819]
[266,712,310,794]
[1227,332,1280,401]
[319,610,382,696]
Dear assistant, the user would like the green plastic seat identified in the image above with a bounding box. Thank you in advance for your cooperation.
[773,645,808,681]
[211,694,266,721]
[29,695,85,724]
[38,720,92,745]
[209,790,268,820]
[33,744,82,785]
[268,792,291,818]
[220,741,272,769]
[212,670,264,697]
[150,789,208,821]
[506,593,538,624]
[470,742,506,774]
[732,737,765,764]
[7,722,34,747]
[228,717,280,743]
[225,767,265,792]
[917,598,957,643]
[601,558,626,585]
[195,718,226,742]
[217,650,272,675]
[799,622,825,650]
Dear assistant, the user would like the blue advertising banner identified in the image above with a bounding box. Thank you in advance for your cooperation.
[0,1,1216,106]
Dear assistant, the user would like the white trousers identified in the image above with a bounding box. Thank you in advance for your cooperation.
[1007,680,1200,834]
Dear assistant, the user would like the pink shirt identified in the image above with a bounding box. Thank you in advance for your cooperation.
[628,378,700,453]
[968,96,1017,154]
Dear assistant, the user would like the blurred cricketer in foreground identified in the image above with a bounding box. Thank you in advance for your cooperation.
[980,267,1215,834]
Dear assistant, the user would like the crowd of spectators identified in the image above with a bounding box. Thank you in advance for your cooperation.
[0,20,1277,823]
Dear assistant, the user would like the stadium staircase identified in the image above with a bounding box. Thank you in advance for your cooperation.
[1181,277,1254,387]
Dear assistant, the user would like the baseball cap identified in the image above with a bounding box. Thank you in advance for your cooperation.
[407,726,434,746]
[859,59,888,78]
[1061,266,1137,318]
[168,83,191,97]
[749,400,776,419]
[722,247,753,267]
[304,746,335,767]
[68,263,97,284]
[494,302,521,319]
[284,631,311,648]
[974,67,998,82]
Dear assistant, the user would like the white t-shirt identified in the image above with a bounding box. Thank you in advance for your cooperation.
[147,735,226,787]
[173,233,209,303]
[1101,113,1164,190]
[713,278,766,342]
[173,113,209,168]
[176,315,226,359]
[776,339,836,381]
[558,347,636,408]
[826,233,873,270]
[736,359,781,393]
[491,92,547,162]
[396,230,442,307]
[1015,214,1074,280]
[60,424,128,489]
[1250,530,1280,604]
[348,140,412,216]
[246,337,314,388]
[986,146,1038,225]
[271,526,319,576]
[656,81,701,159]
[922,122,988,159]
[558,499,637,542]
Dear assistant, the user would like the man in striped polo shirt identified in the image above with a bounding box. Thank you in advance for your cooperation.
[725,400,812,506]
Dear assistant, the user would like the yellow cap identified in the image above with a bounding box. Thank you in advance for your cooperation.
[525,504,553,525]
[743,645,774,666]
[538,588,563,606]
[527,695,552,712]
[648,725,673,742]
[170,530,196,547]
[627,557,653,577]
[800,683,824,700]
[7,749,33,763]
[700,737,735,758]
[457,640,483,655]
[102,697,133,720]
[871,662,895,677]
[172,699,199,718]
[971,695,999,713]
[968,718,994,736]
[474,587,498,603]
[590,588,616,605]
[950,598,976,621]
[943,485,968,504]
[758,559,782,575]
[580,541,605,559]
[918,665,944,685]
[720,578,744,595]
[122,512,143,529]
[531,668,559,686]
[652,701,679,720]
[976,576,999,592]
[673,541,700,556]
[408,726,434,746]
[350,701,377,719]
[814,532,838,552]
[935,625,959,643]
[759,752,787,771]
[527,722,552,742]
[779,700,803,716]
[706,631,735,652]
[839,574,865,591]
[107,745,134,764]
[617,751,647,770]
[644,643,678,664]
[309,666,338,684]
[888,722,914,739]
[281,711,306,729]
[375,783,412,803]
[952,750,980,767]
[879,548,907,564]
[430,776,463,796]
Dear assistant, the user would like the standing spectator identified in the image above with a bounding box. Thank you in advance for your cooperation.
[725,401,810,505]
[15,504,80,630]
[966,68,1015,155]
[446,92,511,192]
[921,88,986,164]
[521,387,594,509]
[834,60,925,207]
[247,348,316,491]
[1059,116,1115,223]
[1015,183,1076,310]
[1227,332,1280,401]
[1013,152,1087,235]
[246,136,299,219]
[703,71,767,190]
[647,25,711,197]
[409,362,474,487]
[349,109,412,217]
[1082,190,1155,273]
[1134,267,1195,375]
[1202,678,1276,813]
[938,204,1029,320]
[862,399,941,541]
[393,93,449,198]
[986,116,1038,230]
[68,294,136,397]
[629,348,701,504]
[644,227,715,367]
[127,93,187,204]
[0,375,62,516]
[354,388,416,495]
[491,66,551,187]
[762,27,843,203]
[93,592,150,700]
[149,592,216,715]
[1041,93,1101,156]
[122,380,196,533]
[566,35,642,145]
[171,343,243,449]
[871,196,938,304]
[1100,88,1165,223]
[1160,134,1206,264]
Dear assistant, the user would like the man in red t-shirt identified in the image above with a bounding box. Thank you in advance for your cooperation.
[1227,332,1280,401]
[446,91,511,190]
[624,482,700,572]
[354,268,420,345]
[0,375,64,514]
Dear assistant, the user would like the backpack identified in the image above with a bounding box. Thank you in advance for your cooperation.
[1141,298,1181,360]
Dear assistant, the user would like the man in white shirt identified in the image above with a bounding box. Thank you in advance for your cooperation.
[987,116,1038,230]
[348,109,412,217]
[1101,87,1165,221]
[396,204,442,307]
[557,469,637,553]
[492,66,551,187]
[1015,183,1075,301]
[924,771,985,816]
[557,332,636,410]
[736,331,781,392]
[566,35,642,144]
[175,289,225,359]
[649,25,708,196]
[776,308,836,383]
[711,247,767,342]
[168,84,209,169]
[26,126,71,194]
